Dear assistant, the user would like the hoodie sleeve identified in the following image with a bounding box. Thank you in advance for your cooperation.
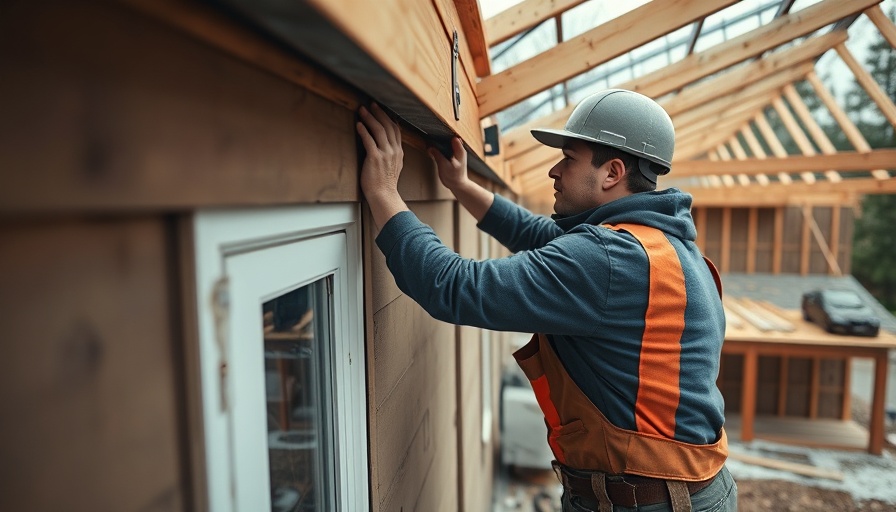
[477,194,564,253]
[375,210,610,335]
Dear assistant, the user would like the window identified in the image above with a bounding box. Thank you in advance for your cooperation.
[194,204,367,512]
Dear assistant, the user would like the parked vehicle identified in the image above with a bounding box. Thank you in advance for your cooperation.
[801,289,880,337]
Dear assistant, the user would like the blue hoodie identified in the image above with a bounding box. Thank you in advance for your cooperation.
[376,188,726,444]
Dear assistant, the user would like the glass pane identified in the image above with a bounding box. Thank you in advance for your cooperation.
[263,278,332,512]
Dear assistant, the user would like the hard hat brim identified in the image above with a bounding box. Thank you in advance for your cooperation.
[530,128,596,149]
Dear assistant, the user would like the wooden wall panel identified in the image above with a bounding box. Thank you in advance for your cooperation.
[756,356,781,415]
[702,208,724,269]
[0,0,359,213]
[810,207,833,274]
[782,207,804,274]
[728,208,750,273]
[785,358,812,417]
[0,218,184,511]
[839,208,855,276]
[755,208,776,273]
[369,200,460,512]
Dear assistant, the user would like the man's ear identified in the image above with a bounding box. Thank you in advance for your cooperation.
[602,158,627,190]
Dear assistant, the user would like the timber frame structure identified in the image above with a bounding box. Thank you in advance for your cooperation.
[1,1,895,511]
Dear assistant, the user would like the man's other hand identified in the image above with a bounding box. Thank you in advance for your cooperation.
[429,137,469,192]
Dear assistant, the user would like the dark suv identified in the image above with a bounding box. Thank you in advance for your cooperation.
[801,289,880,337]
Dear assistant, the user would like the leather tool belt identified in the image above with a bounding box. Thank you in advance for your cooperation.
[553,461,717,509]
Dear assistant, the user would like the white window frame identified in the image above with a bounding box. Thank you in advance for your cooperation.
[193,204,368,512]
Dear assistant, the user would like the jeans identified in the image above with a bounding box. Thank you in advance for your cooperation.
[561,466,738,512]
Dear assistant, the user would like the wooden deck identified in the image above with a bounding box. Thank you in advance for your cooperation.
[721,300,896,454]
[725,414,870,451]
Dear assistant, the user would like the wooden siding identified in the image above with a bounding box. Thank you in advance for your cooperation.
[0,218,185,511]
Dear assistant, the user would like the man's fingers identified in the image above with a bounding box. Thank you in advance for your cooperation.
[450,137,465,159]
[370,103,399,144]
[359,105,390,149]
[356,121,378,154]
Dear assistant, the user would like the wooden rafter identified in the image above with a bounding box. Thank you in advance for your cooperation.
[782,84,842,182]
[673,149,896,177]
[739,126,771,185]
[805,71,890,179]
[484,0,588,46]
[455,0,492,76]
[753,111,795,184]
[771,95,818,183]
[500,0,878,160]
[834,43,896,128]
[864,5,896,49]
[477,0,738,117]
[661,31,846,117]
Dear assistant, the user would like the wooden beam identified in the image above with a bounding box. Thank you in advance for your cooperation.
[455,0,492,76]
[830,204,842,276]
[865,4,896,50]
[502,0,881,157]
[484,0,588,46]
[753,111,794,185]
[477,0,738,116]
[676,106,773,161]
[687,176,896,206]
[835,43,896,129]
[673,149,896,177]
[662,31,846,117]
[800,204,812,275]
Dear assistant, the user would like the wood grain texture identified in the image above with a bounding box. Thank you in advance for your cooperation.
[0,1,358,213]
[0,218,184,511]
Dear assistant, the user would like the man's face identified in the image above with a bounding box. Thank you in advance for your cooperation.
[548,139,607,216]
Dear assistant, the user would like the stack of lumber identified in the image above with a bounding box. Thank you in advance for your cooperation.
[723,297,796,333]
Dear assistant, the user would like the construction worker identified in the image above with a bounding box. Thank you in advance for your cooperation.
[357,90,736,512]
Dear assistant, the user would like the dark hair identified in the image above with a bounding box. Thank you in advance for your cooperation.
[588,142,657,193]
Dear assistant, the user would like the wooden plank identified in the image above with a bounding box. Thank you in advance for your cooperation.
[672,149,896,176]
[801,204,812,275]
[728,452,844,481]
[865,4,896,49]
[721,207,732,273]
[835,42,896,129]
[869,351,888,455]
[361,205,383,508]
[801,202,843,275]
[477,0,738,116]
[842,356,852,421]
[502,0,882,157]
[484,0,588,46]
[454,0,492,76]
[0,218,183,511]
[773,206,784,274]
[747,207,758,273]
[778,356,790,416]
[0,0,359,213]
[830,204,841,276]
[810,357,820,419]
[742,349,759,442]
[753,112,795,185]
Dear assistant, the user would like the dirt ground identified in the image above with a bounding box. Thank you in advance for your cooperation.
[733,400,896,512]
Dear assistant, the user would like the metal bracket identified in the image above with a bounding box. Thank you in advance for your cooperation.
[484,125,500,156]
[451,30,460,121]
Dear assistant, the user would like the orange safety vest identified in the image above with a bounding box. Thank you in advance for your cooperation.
[513,223,728,481]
